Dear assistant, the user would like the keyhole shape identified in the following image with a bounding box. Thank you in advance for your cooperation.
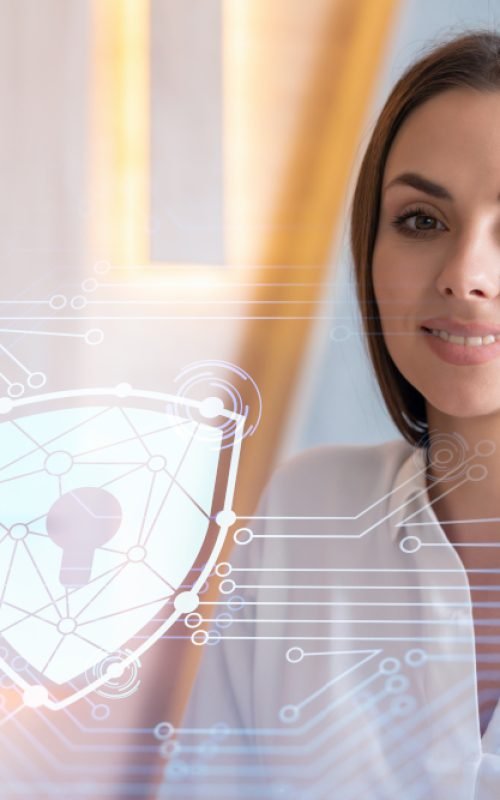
[46,487,122,587]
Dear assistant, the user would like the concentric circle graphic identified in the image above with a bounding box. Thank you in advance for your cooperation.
[172,360,261,450]
[415,430,469,482]
[86,649,141,700]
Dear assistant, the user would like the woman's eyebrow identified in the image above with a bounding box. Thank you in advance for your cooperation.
[384,172,453,200]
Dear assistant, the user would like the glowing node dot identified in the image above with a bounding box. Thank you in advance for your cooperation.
[148,455,166,472]
[199,397,225,419]
[215,509,236,528]
[207,630,221,645]
[391,695,416,717]
[7,383,24,398]
[185,612,202,629]
[23,685,49,708]
[127,545,146,563]
[191,629,208,646]
[234,527,253,545]
[82,278,98,292]
[12,656,27,671]
[405,648,427,667]
[92,704,110,720]
[57,617,77,635]
[329,325,351,342]
[45,451,73,476]
[154,721,175,740]
[49,294,67,310]
[174,591,200,613]
[115,382,132,398]
[434,448,452,465]
[215,612,233,629]
[219,579,236,595]
[467,464,487,481]
[27,372,46,389]
[71,295,87,310]
[215,562,232,577]
[286,647,305,664]
[476,439,496,457]
[279,705,300,724]
[106,662,125,680]
[0,397,13,414]
[400,535,421,554]
[85,328,104,346]
[161,740,179,758]
[9,524,29,541]
[379,657,400,675]
[386,675,408,694]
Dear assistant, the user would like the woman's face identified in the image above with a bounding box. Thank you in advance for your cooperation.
[372,88,500,422]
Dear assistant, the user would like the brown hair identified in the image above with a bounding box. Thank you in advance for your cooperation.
[350,29,500,447]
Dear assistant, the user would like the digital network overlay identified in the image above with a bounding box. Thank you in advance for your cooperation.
[0,386,245,711]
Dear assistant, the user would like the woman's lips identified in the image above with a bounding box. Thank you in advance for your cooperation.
[421,327,500,366]
[420,317,500,338]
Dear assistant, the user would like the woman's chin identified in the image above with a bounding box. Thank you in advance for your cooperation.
[423,388,500,424]
[396,361,500,423]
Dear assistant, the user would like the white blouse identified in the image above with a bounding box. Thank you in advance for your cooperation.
[164,439,500,799]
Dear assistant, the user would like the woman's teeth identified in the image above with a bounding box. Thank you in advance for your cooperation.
[430,329,500,347]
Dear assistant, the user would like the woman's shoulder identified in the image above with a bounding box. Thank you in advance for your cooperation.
[275,437,413,476]
[264,438,415,514]
[238,439,418,579]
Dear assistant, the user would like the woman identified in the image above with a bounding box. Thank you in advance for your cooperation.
[166,30,500,799]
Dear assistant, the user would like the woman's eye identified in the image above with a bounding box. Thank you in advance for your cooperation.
[390,206,446,239]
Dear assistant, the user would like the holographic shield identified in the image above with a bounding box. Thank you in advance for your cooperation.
[0,388,244,709]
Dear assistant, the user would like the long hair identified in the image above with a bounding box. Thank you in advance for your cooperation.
[350,29,500,446]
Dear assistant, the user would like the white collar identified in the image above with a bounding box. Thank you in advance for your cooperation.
[387,445,431,543]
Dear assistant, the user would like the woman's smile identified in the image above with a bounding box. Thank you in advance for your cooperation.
[421,325,500,366]
[419,317,500,365]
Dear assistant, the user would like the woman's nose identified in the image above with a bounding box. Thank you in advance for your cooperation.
[435,228,500,300]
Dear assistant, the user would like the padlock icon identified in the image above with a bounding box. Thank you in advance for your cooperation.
[0,387,244,708]
[46,487,122,587]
